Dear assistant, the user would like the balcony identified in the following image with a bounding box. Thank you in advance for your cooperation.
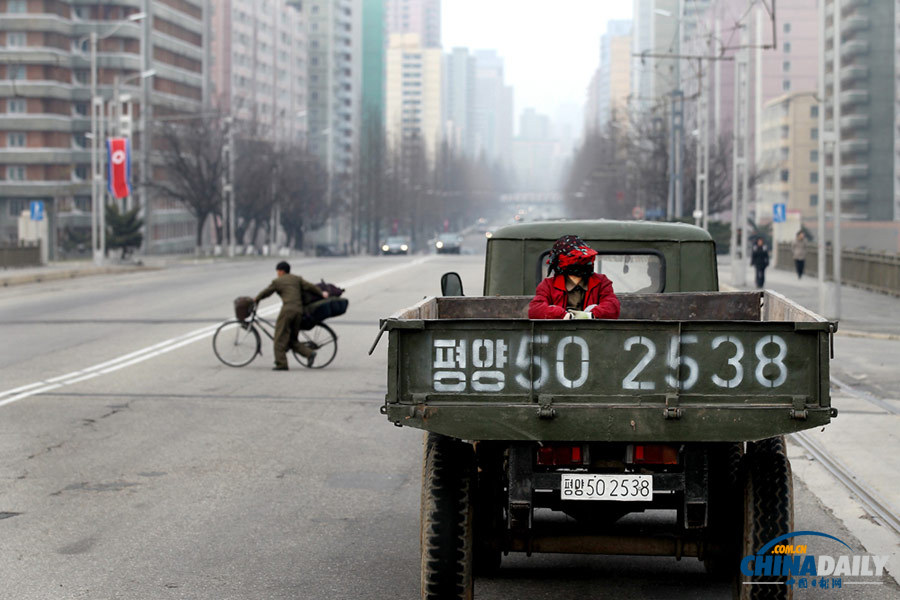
[840,114,869,130]
[842,15,870,36]
[841,38,869,59]
[840,138,869,154]
[840,64,869,84]
[826,189,868,202]
[842,163,870,178]
[840,89,869,106]
[841,0,869,14]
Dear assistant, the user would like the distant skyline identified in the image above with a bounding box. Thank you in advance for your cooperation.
[442,0,633,123]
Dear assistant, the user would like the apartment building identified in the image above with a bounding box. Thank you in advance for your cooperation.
[385,32,441,160]
[0,0,207,254]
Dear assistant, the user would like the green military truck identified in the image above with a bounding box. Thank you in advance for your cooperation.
[376,221,837,600]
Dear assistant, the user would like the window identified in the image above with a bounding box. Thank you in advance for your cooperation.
[7,32,26,47]
[8,198,27,215]
[783,23,791,33]
[782,79,791,91]
[811,127,818,140]
[780,125,789,139]
[6,166,26,180]
[7,1,26,13]
[810,172,818,183]
[810,194,818,206]
[810,150,818,162]
[74,165,89,180]
[810,105,818,118]
[74,101,88,116]
[783,61,790,72]
[7,99,26,113]
[784,42,791,53]
[538,250,666,293]
[8,132,25,147]
[9,65,26,80]
[780,169,789,182]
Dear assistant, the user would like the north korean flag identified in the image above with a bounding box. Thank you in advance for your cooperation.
[106,137,132,200]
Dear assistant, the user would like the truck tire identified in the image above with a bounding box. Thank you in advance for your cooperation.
[704,442,744,579]
[737,437,794,600]
[421,433,475,600]
[473,443,504,575]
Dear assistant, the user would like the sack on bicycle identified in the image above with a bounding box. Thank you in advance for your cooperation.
[233,296,255,322]
[300,297,349,330]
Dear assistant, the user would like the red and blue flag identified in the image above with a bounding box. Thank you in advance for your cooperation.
[106,137,131,200]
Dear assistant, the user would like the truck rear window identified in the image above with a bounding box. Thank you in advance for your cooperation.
[538,250,665,293]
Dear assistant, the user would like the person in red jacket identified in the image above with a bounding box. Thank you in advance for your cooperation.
[528,235,620,320]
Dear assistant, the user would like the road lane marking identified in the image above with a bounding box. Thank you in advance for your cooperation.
[0,256,433,408]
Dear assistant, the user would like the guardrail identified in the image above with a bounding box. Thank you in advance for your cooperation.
[0,243,42,268]
[776,242,900,296]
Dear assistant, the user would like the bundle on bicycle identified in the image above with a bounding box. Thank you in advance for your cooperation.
[213,261,347,370]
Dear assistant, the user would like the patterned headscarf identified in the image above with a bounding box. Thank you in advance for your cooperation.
[548,235,598,275]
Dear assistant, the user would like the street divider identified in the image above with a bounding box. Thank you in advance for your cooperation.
[0,256,433,409]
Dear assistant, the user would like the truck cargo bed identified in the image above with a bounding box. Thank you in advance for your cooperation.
[381,291,836,442]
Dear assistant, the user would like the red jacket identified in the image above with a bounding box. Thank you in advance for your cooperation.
[528,274,620,320]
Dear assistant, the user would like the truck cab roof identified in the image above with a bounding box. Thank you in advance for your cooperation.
[489,220,714,243]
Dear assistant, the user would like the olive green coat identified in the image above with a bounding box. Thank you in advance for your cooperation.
[255,274,323,368]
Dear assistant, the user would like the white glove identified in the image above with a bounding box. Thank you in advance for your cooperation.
[563,312,574,320]
[569,310,594,320]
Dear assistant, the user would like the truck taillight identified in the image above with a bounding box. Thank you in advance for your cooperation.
[536,445,583,466]
[632,444,679,465]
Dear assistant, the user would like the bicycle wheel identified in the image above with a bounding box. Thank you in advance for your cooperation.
[294,323,337,369]
[213,320,261,367]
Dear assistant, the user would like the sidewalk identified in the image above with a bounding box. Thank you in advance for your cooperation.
[717,256,900,338]
[0,260,160,287]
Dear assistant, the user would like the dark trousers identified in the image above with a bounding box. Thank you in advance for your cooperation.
[273,306,314,368]
[755,267,766,288]
[794,259,805,279]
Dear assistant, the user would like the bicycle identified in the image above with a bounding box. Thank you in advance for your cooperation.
[212,307,338,369]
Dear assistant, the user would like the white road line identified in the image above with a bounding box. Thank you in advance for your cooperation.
[0,257,433,408]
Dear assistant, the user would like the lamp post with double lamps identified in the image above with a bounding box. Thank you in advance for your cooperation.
[80,11,146,265]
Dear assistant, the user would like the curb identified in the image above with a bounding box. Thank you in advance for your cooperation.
[1,265,159,287]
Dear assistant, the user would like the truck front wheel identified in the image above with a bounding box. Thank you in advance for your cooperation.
[737,436,794,600]
[421,433,475,600]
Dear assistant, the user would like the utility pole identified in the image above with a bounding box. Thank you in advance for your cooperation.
[222,116,236,258]
[831,0,843,318]
[695,55,710,230]
[731,23,750,287]
[140,0,152,254]
[817,0,827,315]
[89,31,102,265]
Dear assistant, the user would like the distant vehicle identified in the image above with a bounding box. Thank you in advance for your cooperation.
[315,243,347,257]
[435,233,462,254]
[381,236,410,255]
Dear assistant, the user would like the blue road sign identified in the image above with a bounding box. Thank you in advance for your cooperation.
[29,200,44,221]
[773,203,786,223]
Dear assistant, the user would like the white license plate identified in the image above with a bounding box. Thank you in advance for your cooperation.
[560,474,653,501]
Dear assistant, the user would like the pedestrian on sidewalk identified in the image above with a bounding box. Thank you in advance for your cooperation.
[751,237,770,288]
[792,231,807,279]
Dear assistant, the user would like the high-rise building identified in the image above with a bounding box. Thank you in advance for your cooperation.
[385,33,442,160]
[307,0,358,176]
[0,0,207,254]
[472,50,513,167]
[361,0,386,133]
[385,0,440,48]
[592,20,632,128]
[631,0,679,115]
[513,108,560,192]
[209,0,308,144]
[823,0,897,222]
[443,47,476,154]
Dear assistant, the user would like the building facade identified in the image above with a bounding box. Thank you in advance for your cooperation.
[385,0,439,48]
[472,49,513,167]
[0,0,207,255]
[598,20,632,127]
[385,32,441,160]
[823,0,897,222]
[209,0,307,144]
[758,92,820,221]
[442,46,475,155]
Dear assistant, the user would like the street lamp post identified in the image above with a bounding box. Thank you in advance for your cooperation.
[83,12,146,265]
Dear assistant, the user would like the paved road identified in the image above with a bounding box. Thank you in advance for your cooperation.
[1,254,897,599]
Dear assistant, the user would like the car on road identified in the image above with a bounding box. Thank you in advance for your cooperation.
[434,233,462,254]
[377,220,838,600]
[380,236,410,255]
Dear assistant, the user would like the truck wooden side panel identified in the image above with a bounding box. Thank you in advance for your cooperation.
[382,292,835,442]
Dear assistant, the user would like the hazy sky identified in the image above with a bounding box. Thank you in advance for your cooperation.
[442,0,634,124]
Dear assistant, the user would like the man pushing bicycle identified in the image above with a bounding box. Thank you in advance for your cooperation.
[254,261,328,371]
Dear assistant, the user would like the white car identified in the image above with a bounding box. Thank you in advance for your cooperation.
[381,236,411,255]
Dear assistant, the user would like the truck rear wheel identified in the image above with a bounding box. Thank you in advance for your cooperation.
[737,436,794,600]
[421,433,475,600]
[704,442,744,579]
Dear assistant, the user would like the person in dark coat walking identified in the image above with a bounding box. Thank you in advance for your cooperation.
[750,238,770,288]
[254,261,328,370]
[529,235,620,320]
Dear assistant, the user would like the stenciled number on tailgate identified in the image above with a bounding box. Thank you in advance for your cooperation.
[431,334,791,392]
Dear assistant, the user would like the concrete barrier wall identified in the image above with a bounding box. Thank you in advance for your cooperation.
[0,243,42,268]
[776,242,900,296]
